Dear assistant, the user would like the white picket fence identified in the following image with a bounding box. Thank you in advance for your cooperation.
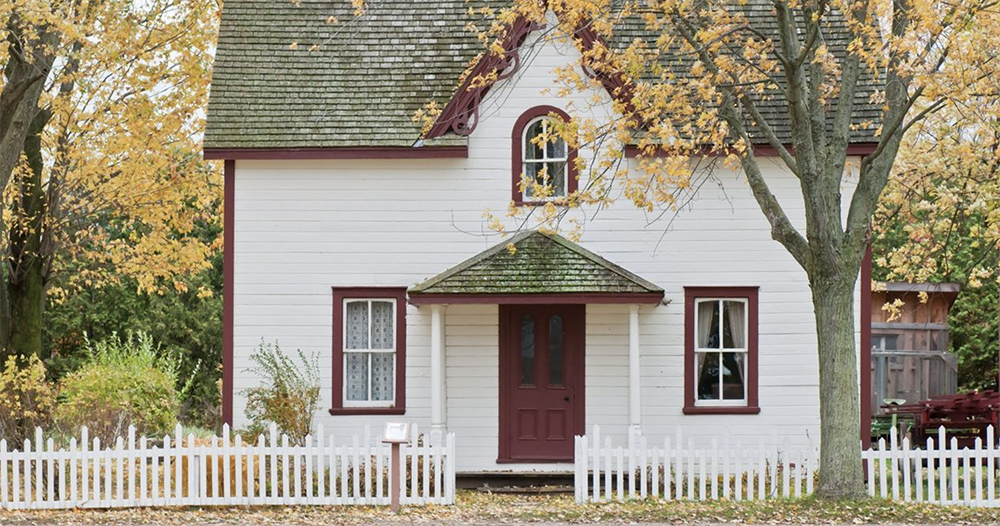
[0,423,456,509]
[864,426,1000,506]
[574,425,817,503]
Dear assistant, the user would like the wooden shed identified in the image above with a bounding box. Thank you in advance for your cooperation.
[870,282,960,416]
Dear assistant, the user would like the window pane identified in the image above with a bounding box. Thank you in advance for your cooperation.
[546,136,566,159]
[371,300,394,349]
[549,315,564,386]
[524,120,544,160]
[371,353,394,402]
[520,314,535,386]
[722,300,746,349]
[547,162,566,196]
[696,352,721,400]
[721,352,746,400]
[523,162,543,199]
[697,300,720,349]
[346,301,369,350]
[346,352,369,401]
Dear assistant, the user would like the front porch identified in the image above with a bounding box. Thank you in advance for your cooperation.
[408,231,664,471]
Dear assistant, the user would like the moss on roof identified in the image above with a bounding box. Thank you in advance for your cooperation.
[408,231,664,296]
[205,1,882,150]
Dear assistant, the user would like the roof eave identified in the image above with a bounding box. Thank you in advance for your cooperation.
[408,291,665,305]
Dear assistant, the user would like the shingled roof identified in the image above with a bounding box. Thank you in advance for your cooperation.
[205,0,882,150]
[408,231,664,303]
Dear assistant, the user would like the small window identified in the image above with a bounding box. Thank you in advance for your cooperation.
[521,117,568,200]
[511,106,578,205]
[684,287,760,415]
[331,288,406,415]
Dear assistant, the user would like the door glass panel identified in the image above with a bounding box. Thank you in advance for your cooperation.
[520,314,535,386]
[549,315,564,386]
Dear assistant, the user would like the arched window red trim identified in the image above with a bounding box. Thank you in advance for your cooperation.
[511,105,579,206]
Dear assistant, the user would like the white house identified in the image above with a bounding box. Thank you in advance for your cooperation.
[204,1,876,473]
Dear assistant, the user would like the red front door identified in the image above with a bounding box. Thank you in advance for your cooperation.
[499,304,585,462]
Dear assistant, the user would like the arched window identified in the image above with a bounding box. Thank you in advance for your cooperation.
[511,106,578,205]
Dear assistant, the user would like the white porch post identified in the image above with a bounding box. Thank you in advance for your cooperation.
[628,305,641,436]
[430,305,447,437]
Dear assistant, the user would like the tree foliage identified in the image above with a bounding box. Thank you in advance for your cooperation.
[874,93,1000,393]
[0,0,221,359]
[450,0,1000,497]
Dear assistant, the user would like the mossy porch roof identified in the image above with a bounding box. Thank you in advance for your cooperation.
[408,231,664,297]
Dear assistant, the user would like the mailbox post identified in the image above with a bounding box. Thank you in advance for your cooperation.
[382,422,410,513]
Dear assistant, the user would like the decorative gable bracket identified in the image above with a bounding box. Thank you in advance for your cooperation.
[424,14,638,140]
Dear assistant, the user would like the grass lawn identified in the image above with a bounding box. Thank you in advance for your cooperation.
[1,490,1000,524]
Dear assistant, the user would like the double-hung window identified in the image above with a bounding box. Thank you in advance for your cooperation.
[684,287,760,414]
[331,288,406,415]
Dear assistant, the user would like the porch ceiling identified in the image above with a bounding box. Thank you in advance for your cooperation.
[408,231,664,305]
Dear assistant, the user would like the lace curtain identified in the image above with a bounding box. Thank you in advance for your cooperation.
[344,300,395,402]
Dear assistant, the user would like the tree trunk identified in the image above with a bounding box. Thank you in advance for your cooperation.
[812,268,866,498]
[6,110,50,360]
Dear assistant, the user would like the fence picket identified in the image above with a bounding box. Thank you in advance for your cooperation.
[989,426,997,505]
[650,442,659,500]
[662,435,670,500]
[639,436,648,499]
[710,438,718,500]
[698,448,706,501]
[294,434,303,505]
[685,438,694,500]
[950,436,960,504]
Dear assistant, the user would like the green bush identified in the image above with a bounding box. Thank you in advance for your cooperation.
[242,340,319,444]
[57,332,189,443]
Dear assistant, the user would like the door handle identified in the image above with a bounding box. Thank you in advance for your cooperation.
[563,396,571,402]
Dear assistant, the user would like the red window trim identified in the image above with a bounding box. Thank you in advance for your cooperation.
[683,286,760,415]
[330,287,407,416]
[511,105,579,206]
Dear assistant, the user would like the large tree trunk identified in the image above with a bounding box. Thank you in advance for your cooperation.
[812,266,866,498]
[0,16,60,355]
[6,110,50,360]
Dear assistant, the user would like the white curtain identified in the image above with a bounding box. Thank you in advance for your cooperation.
[346,353,368,401]
[370,353,394,401]
[726,300,746,349]
[346,301,369,350]
[371,301,394,349]
[697,300,716,348]
[725,300,746,389]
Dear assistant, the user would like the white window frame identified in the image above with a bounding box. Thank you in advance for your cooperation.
[342,298,397,408]
[521,116,569,201]
[693,297,749,407]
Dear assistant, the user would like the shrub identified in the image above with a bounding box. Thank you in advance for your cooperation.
[57,332,188,443]
[242,340,319,444]
[0,354,56,444]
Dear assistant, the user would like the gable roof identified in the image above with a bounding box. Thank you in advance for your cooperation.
[408,231,664,304]
[205,1,881,153]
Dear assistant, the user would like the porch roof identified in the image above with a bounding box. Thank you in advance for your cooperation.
[408,231,664,305]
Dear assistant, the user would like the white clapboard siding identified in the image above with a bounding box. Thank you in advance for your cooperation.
[577,425,1000,507]
[575,425,817,503]
[0,423,455,510]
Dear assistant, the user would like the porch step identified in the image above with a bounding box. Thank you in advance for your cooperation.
[456,472,574,490]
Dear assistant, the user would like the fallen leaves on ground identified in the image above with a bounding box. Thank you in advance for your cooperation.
[2,490,1000,525]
